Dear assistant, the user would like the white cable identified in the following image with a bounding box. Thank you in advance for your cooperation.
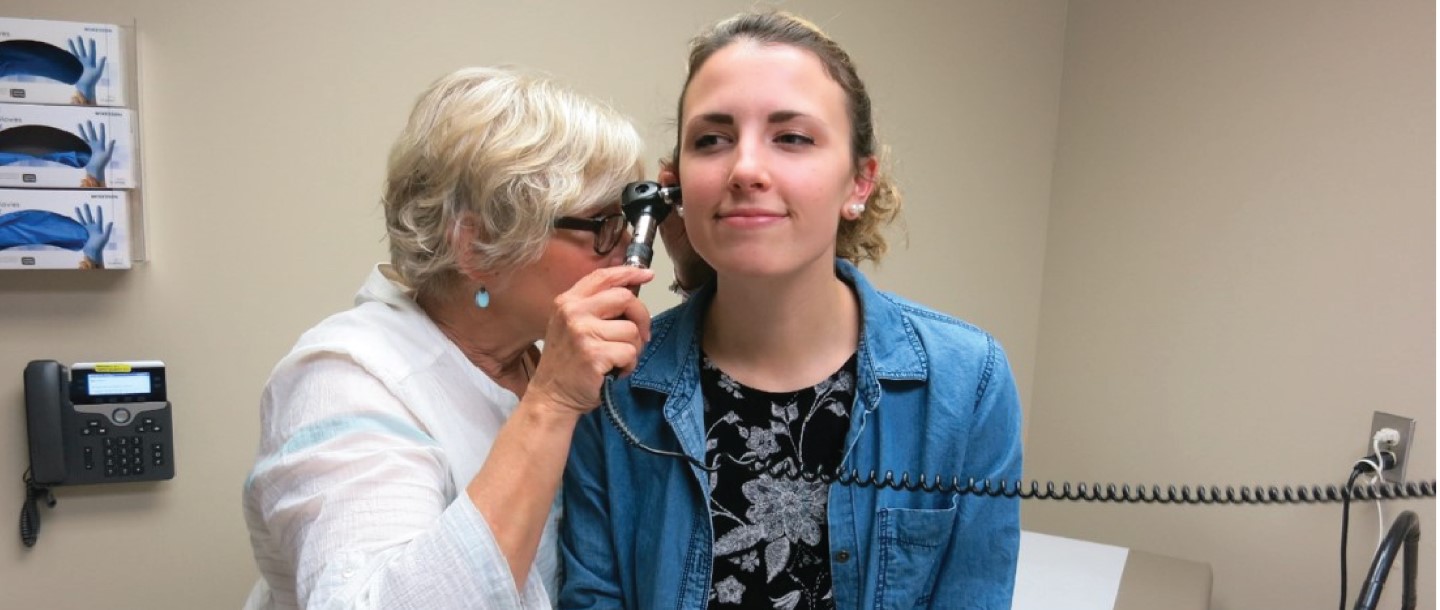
[1371,438,1387,551]
[1370,469,1384,551]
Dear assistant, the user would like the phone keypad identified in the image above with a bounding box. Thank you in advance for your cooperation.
[100,435,153,478]
[71,406,173,484]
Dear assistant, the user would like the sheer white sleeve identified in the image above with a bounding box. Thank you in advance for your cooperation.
[244,355,550,609]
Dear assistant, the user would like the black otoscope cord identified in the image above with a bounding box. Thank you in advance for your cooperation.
[598,389,1436,506]
[1338,466,1365,610]
[600,375,715,471]
[604,180,1438,505]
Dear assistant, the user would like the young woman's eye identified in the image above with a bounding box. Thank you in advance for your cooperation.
[692,134,727,150]
[776,133,815,146]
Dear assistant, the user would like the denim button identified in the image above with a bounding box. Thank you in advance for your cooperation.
[835,549,851,563]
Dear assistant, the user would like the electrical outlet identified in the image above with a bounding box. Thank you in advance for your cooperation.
[1368,411,1416,481]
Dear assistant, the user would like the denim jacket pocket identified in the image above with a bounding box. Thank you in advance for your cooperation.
[875,497,959,609]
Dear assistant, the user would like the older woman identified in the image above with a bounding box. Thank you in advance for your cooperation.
[243,67,655,609]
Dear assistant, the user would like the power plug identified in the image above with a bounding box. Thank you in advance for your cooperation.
[1367,411,1415,481]
[1373,427,1401,449]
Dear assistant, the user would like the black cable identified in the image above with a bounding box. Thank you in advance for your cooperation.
[19,468,55,548]
[1352,510,1420,610]
[742,462,1434,504]
[600,375,714,472]
[599,377,1435,505]
[1339,467,1364,610]
[600,388,1438,505]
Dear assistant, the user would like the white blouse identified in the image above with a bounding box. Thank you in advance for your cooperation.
[243,264,556,609]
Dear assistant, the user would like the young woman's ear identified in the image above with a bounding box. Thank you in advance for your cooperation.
[842,156,879,220]
[658,157,679,187]
[852,156,878,202]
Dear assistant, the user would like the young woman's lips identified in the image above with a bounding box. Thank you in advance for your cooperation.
[718,209,786,228]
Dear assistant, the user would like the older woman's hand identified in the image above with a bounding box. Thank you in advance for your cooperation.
[527,265,655,416]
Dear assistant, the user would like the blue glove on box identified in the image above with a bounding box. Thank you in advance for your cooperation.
[68,36,107,104]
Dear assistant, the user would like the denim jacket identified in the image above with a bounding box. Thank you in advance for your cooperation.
[560,259,1022,609]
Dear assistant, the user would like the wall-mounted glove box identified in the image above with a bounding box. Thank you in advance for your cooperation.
[0,103,136,189]
[0,17,127,107]
[0,188,130,269]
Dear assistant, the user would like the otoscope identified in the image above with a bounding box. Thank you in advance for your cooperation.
[619,180,682,280]
[599,180,714,467]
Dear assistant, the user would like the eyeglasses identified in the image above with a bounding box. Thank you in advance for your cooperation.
[552,213,628,255]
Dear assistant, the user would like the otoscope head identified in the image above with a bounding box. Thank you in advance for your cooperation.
[618,181,682,278]
[621,181,681,225]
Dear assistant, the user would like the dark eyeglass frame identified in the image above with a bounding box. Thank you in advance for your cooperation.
[552,213,627,255]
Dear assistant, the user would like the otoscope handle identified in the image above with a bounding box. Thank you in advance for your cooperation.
[618,180,681,294]
[624,215,660,271]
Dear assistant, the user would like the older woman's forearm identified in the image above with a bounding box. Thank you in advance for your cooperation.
[467,395,582,591]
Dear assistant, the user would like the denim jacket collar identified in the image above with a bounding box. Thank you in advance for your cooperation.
[628,258,929,395]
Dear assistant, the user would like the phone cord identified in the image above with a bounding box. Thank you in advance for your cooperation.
[19,469,55,547]
[598,380,1436,504]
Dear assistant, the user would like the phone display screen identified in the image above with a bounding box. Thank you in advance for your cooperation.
[70,362,166,404]
[87,372,151,396]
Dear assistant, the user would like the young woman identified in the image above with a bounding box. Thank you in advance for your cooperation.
[561,12,1022,609]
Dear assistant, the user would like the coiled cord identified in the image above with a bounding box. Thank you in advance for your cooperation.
[19,469,55,548]
[754,461,1436,505]
[599,379,1436,505]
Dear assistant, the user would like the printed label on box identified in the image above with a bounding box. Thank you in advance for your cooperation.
[0,188,130,269]
[0,17,126,107]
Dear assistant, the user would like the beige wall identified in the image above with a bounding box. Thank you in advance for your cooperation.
[1025,2,1435,610]
[0,1,1431,609]
[0,1,1065,607]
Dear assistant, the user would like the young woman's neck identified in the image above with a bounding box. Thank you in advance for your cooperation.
[702,258,861,392]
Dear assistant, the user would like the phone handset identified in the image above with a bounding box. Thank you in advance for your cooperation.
[20,361,66,546]
[24,360,69,486]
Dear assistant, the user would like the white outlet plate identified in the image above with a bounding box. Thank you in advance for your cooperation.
[1369,411,1416,482]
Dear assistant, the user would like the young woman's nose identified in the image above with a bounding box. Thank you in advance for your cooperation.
[727,137,771,194]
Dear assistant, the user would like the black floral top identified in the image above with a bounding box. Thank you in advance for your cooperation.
[700,352,857,610]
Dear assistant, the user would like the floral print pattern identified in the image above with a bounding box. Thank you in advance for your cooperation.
[702,353,856,609]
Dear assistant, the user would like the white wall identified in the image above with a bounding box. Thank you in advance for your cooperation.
[0,2,1065,607]
[1025,1,1435,609]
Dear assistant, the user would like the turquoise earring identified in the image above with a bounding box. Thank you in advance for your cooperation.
[474,286,490,309]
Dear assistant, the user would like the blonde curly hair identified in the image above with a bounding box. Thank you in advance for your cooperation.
[383,67,644,298]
